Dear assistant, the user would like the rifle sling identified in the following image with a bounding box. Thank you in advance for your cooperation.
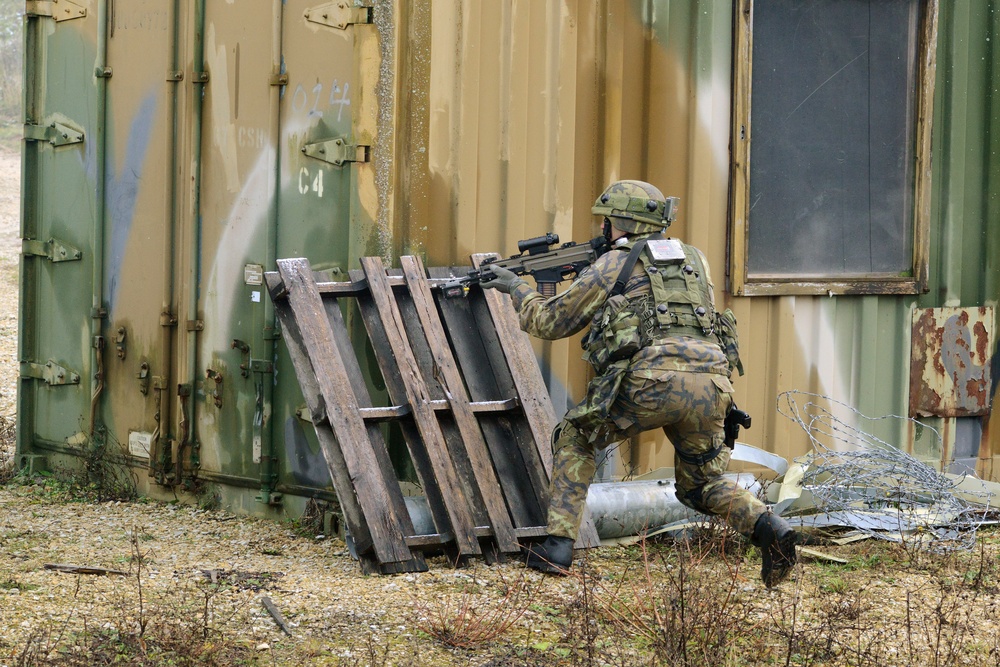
[610,233,662,297]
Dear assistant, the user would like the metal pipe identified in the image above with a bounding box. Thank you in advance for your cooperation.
[255,0,285,503]
[151,0,183,484]
[586,476,760,539]
[402,475,761,541]
[89,0,112,439]
[182,0,208,486]
[17,9,41,458]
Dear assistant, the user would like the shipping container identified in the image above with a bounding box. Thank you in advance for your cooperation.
[17,0,999,521]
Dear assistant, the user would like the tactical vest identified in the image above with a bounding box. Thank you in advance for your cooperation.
[582,236,743,376]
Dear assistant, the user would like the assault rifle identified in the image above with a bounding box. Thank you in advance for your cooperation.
[439,232,610,299]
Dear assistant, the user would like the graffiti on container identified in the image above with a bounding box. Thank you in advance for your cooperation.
[113,9,169,33]
[106,93,159,313]
[291,79,351,122]
[238,126,268,149]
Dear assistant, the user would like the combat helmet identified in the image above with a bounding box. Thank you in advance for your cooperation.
[591,180,677,234]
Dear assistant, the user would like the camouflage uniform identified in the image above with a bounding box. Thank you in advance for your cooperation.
[509,237,767,541]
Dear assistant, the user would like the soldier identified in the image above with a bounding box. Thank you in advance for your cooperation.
[481,180,797,587]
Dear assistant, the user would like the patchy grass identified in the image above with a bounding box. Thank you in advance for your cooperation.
[4,478,1000,666]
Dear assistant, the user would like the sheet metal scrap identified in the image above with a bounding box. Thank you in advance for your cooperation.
[770,391,998,552]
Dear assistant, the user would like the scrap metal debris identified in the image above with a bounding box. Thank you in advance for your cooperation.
[771,391,997,552]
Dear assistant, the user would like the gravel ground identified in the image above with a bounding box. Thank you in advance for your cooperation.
[2,145,1000,666]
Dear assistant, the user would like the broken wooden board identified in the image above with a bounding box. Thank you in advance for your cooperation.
[266,255,599,574]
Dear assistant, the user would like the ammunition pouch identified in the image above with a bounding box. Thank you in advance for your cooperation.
[715,308,744,377]
[582,294,642,374]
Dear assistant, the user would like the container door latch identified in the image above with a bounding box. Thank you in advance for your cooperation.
[26,0,87,21]
[22,238,82,263]
[304,2,372,30]
[24,121,84,147]
[20,360,81,386]
[302,136,369,167]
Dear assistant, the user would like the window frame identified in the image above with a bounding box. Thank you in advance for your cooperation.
[728,0,939,297]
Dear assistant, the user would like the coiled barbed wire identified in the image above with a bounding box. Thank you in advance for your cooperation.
[777,391,995,552]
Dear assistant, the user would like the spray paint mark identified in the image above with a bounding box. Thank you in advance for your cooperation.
[106,92,159,312]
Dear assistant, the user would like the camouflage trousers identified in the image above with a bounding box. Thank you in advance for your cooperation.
[546,369,767,541]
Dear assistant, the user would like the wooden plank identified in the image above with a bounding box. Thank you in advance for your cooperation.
[471,253,601,548]
[319,293,430,573]
[467,398,520,413]
[472,254,558,473]
[401,255,520,553]
[274,259,416,565]
[348,270,467,565]
[359,257,482,556]
[405,532,454,548]
[431,266,548,527]
[355,399,519,422]
[266,271,379,568]
[391,285,492,533]
[514,527,549,539]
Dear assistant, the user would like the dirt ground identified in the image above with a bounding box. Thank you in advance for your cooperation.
[2,144,1000,666]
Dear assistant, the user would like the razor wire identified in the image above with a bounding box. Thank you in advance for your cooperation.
[776,391,995,552]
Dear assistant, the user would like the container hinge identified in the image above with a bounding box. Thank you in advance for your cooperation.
[24,121,84,147]
[269,73,288,86]
[304,2,372,30]
[20,360,81,386]
[249,359,273,374]
[302,136,370,167]
[25,0,87,21]
[22,237,82,262]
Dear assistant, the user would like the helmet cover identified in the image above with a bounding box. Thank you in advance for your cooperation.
[591,180,675,233]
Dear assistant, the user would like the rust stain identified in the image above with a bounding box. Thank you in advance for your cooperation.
[974,321,989,363]
[910,307,994,418]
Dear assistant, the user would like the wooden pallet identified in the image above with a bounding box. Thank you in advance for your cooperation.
[266,255,598,574]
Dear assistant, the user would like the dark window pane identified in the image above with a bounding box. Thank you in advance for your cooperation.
[748,0,919,277]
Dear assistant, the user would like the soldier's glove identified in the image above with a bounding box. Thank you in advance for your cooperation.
[481,265,525,294]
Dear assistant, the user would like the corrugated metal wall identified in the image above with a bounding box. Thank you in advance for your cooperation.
[384,0,999,478]
[926,1,1000,475]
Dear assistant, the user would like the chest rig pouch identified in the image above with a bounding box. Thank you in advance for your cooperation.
[581,239,653,374]
[641,238,716,342]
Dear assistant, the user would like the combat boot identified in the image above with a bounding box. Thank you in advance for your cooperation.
[752,512,797,587]
[524,536,574,575]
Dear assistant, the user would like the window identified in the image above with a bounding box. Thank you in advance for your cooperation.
[729,0,938,296]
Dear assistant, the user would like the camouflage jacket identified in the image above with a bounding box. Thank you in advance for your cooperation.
[509,234,731,376]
